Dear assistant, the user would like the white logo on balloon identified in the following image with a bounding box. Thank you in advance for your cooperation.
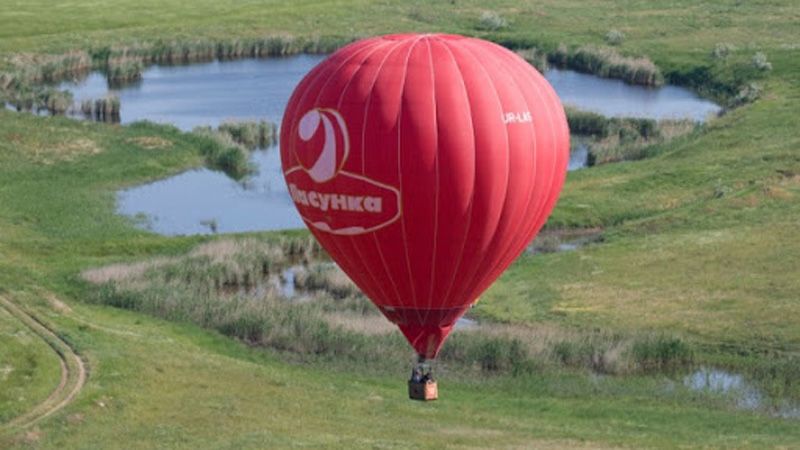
[297,108,350,183]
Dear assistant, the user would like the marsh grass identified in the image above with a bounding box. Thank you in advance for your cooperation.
[190,119,278,178]
[83,236,696,378]
[79,96,120,123]
[590,119,697,164]
[190,130,246,177]
[564,108,610,136]
[7,50,92,82]
[515,47,549,72]
[0,35,351,124]
[292,263,361,301]
[105,57,144,87]
[96,35,345,66]
[565,107,698,165]
[551,44,663,86]
[217,120,277,149]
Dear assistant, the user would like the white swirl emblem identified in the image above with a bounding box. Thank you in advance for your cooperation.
[296,108,349,183]
[284,107,401,235]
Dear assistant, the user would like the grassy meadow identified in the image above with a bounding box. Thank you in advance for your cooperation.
[1,0,799,448]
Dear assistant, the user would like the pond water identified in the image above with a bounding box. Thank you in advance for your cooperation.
[60,55,327,130]
[568,143,590,172]
[547,68,721,121]
[58,55,720,235]
[684,367,800,419]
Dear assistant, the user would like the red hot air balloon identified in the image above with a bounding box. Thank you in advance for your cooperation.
[281,33,569,367]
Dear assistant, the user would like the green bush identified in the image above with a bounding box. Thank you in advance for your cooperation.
[751,52,772,71]
[605,29,625,46]
[712,43,735,60]
[476,11,508,31]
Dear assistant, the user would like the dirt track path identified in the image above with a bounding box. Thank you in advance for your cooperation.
[0,296,87,433]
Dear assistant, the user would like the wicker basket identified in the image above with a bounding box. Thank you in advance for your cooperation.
[408,380,438,401]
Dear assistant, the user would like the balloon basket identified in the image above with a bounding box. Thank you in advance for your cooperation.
[408,380,438,401]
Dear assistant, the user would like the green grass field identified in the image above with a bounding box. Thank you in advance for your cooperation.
[1,0,799,447]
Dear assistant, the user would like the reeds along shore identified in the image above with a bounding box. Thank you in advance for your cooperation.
[191,120,279,179]
[106,57,144,87]
[549,44,664,87]
[0,35,350,117]
[80,96,121,122]
[82,236,697,377]
[565,107,698,165]
[96,35,344,66]
[0,33,766,121]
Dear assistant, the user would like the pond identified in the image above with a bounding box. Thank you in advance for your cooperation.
[546,68,721,121]
[59,55,721,235]
[683,367,800,419]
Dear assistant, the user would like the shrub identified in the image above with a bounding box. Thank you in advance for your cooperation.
[605,29,625,46]
[712,42,735,60]
[476,11,508,31]
[751,52,772,71]
[731,82,762,107]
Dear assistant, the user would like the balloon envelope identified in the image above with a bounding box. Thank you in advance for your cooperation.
[280,33,569,358]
